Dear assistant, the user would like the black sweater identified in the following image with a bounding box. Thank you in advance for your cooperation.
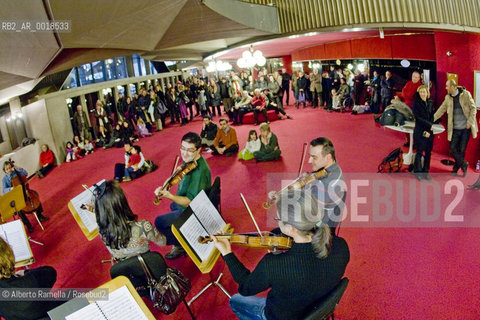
[223,236,350,320]
[0,266,59,320]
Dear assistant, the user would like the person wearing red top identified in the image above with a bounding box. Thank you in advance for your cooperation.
[251,88,268,125]
[398,70,422,108]
[37,144,55,178]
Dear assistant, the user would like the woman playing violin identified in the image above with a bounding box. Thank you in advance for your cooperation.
[2,161,48,233]
[154,132,211,259]
[213,190,350,320]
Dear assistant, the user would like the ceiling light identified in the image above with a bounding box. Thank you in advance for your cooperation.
[237,46,266,69]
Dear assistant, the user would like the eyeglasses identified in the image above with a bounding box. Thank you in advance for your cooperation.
[180,146,197,153]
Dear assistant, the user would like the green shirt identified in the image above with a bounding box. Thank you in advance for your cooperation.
[177,156,211,210]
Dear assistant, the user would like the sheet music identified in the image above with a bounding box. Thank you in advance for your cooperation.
[66,286,147,320]
[96,286,148,320]
[0,220,31,263]
[190,190,226,235]
[65,303,105,320]
[70,180,105,233]
[180,216,214,262]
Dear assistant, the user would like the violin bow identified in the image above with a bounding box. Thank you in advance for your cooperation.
[172,155,180,174]
[81,184,93,194]
[240,193,263,238]
[298,142,308,176]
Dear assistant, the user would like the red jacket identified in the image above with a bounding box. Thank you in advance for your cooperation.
[39,150,54,166]
[251,95,266,111]
[401,81,422,108]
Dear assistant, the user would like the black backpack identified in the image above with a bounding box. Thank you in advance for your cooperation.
[378,148,404,173]
[379,109,406,126]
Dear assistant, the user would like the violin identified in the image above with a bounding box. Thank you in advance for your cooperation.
[8,159,42,214]
[153,160,198,205]
[198,232,292,251]
[263,169,328,209]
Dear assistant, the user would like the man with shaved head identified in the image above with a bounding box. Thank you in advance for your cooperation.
[434,79,477,176]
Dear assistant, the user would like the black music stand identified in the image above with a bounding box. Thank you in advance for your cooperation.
[0,185,43,245]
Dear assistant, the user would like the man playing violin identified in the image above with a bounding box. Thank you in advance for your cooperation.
[2,161,49,233]
[308,137,346,234]
[154,132,211,259]
[213,190,350,320]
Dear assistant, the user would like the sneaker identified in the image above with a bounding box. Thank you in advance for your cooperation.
[122,177,132,182]
[165,246,186,260]
[203,148,213,153]
[36,171,44,178]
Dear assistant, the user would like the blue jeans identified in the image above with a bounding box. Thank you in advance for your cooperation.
[154,202,183,246]
[230,294,267,320]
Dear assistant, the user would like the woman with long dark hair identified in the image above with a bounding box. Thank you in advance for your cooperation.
[94,180,166,260]
[213,190,350,320]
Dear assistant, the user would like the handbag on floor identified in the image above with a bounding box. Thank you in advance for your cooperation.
[137,255,191,315]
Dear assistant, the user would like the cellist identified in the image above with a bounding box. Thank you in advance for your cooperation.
[213,190,350,320]
[2,161,48,233]
[154,132,211,260]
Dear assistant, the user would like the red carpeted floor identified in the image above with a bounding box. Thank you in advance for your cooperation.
[24,104,480,319]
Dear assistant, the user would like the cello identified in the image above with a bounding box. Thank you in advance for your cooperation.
[8,159,42,214]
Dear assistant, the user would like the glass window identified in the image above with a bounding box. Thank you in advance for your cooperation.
[78,64,94,86]
[115,57,128,79]
[62,69,78,89]
[104,58,116,81]
[140,57,147,76]
[91,61,105,83]
[129,84,136,95]
[132,54,141,77]
[149,61,158,74]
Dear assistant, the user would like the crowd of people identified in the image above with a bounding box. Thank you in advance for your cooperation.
[2,62,480,320]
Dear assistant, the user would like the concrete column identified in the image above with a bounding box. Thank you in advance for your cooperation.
[125,56,135,78]
[145,60,151,75]
[126,84,132,97]
[79,94,92,126]
[160,78,165,91]
[8,98,27,148]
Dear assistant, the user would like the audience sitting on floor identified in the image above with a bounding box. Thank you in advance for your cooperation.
[65,141,77,162]
[73,135,85,157]
[239,129,261,161]
[254,122,281,161]
[213,118,239,156]
[84,139,94,155]
[37,144,55,178]
[200,115,218,151]
[123,145,145,182]
[136,118,152,138]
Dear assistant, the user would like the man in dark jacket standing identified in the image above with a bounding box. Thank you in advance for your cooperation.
[380,70,395,112]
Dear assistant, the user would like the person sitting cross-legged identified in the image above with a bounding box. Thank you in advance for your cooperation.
[212,118,239,156]
[254,122,281,162]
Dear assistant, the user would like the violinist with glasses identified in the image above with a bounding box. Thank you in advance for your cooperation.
[154,132,211,259]
[213,190,350,320]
